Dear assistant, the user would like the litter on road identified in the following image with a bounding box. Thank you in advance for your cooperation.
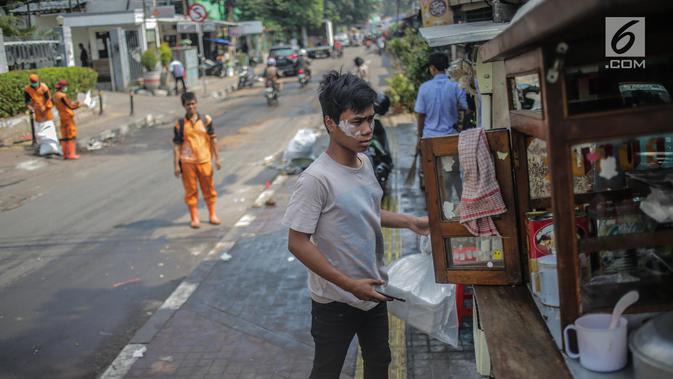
[112,277,141,288]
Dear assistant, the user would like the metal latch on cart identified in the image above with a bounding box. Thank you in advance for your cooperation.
[546,42,569,84]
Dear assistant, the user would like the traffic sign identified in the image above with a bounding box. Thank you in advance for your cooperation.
[188,3,208,23]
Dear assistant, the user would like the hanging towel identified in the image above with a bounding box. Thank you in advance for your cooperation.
[456,128,506,236]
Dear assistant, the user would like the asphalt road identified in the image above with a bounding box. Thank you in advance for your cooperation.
[0,47,385,379]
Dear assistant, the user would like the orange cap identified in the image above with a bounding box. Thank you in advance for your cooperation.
[55,79,68,89]
[29,74,39,83]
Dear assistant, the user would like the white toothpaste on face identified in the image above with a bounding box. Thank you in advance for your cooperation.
[338,120,362,137]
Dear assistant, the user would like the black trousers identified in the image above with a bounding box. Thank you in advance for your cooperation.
[173,75,187,94]
[310,300,391,379]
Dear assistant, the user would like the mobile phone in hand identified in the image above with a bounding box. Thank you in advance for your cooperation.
[375,286,406,302]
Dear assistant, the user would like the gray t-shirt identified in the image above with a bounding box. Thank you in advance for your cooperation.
[281,152,385,311]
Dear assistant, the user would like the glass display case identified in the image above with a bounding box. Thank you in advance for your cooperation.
[422,1,673,351]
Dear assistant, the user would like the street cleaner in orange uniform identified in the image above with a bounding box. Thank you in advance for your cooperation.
[24,74,60,156]
[54,80,81,159]
[173,92,222,228]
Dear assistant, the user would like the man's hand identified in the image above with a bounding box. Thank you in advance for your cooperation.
[39,106,46,113]
[408,216,430,236]
[215,159,221,170]
[174,165,181,178]
[345,278,390,302]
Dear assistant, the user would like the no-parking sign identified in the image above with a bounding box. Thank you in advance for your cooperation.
[188,3,208,23]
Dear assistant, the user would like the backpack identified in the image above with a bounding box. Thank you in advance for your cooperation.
[176,114,210,141]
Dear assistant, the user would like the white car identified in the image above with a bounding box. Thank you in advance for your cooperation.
[334,33,351,47]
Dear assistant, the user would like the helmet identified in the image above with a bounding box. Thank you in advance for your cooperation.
[374,94,391,116]
[299,49,307,56]
[267,57,276,66]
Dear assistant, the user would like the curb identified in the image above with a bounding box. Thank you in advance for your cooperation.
[99,173,288,379]
[79,113,173,153]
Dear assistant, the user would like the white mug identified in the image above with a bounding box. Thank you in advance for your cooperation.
[564,314,628,372]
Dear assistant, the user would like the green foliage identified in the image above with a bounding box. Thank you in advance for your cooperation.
[0,15,34,37]
[237,0,323,30]
[324,0,381,29]
[159,43,172,68]
[141,49,159,72]
[385,73,416,113]
[386,27,431,111]
[0,67,98,118]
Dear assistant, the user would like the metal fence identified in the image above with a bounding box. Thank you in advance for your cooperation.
[2,37,63,70]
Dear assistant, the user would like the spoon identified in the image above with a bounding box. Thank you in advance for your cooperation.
[609,290,639,329]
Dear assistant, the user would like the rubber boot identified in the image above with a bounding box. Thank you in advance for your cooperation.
[61,141,69,159]
[189,206,201,229]
[207,203,221,225]
[68,140,80,159]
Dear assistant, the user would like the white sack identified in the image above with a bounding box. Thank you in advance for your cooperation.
[35,120,62,156]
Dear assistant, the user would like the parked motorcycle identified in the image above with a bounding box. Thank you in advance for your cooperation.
[201,58,225,77]
[297,68,310,88]
[237,66,255,89]
[265,79,279,106]
[364,94,393,193]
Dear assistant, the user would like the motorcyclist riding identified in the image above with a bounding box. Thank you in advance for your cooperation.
[296,49,312,79]
[263,57,281,91]
[354,56,369,82]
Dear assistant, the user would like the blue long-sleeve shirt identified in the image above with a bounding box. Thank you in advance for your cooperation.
[414,74,467,137]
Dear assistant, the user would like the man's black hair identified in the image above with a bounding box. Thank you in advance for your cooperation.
[428,52,448,72]
[318,70,376,126]
[181,91,197,105]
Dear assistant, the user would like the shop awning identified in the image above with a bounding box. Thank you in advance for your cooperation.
[419,21,510,47]
[205,38,231,45]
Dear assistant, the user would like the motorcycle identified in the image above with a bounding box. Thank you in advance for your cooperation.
[297,68,310,88]
[264,79,279,106]
[364,94,393,193]
[237,66,255,89]
[201,58,225,77]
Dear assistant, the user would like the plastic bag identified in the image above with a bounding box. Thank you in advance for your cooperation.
[77,90,98,109]
[35,120,62,156]
[283,129,317,174]
[385,244,459,346]
[283,129,316,161]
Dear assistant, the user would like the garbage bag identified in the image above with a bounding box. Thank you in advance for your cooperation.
[385,244,459,346]
[35,120,62,156]
[283,128,316,162]
[77,90,98,109]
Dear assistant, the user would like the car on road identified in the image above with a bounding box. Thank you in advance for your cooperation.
[334,33,351,47]
[269,45,299,76]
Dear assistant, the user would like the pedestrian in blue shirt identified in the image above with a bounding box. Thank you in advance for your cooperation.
[414,52,468,142]
[414,52,467,199]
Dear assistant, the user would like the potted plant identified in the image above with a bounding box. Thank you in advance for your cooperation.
[141,49,160,91]
[159,43,172,89]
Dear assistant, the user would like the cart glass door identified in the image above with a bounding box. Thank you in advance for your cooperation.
[421,129,521,285]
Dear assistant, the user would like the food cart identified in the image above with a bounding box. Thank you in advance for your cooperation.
[420,0,673,377]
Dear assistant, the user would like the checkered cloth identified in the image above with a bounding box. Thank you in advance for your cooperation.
[456,128,506,236]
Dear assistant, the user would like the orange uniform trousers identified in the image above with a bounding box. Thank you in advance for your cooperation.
[181,161,217,207]
[59,117,77,140]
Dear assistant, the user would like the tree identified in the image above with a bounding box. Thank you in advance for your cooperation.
[237,0,323,31]
[325,0,381,29]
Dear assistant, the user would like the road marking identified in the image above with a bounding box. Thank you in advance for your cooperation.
[99,343,147,379]
[159,282,198,311]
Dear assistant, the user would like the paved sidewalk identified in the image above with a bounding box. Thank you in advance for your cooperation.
[103,116,482,379]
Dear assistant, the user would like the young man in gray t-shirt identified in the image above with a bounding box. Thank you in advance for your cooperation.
[282,71,429,378]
